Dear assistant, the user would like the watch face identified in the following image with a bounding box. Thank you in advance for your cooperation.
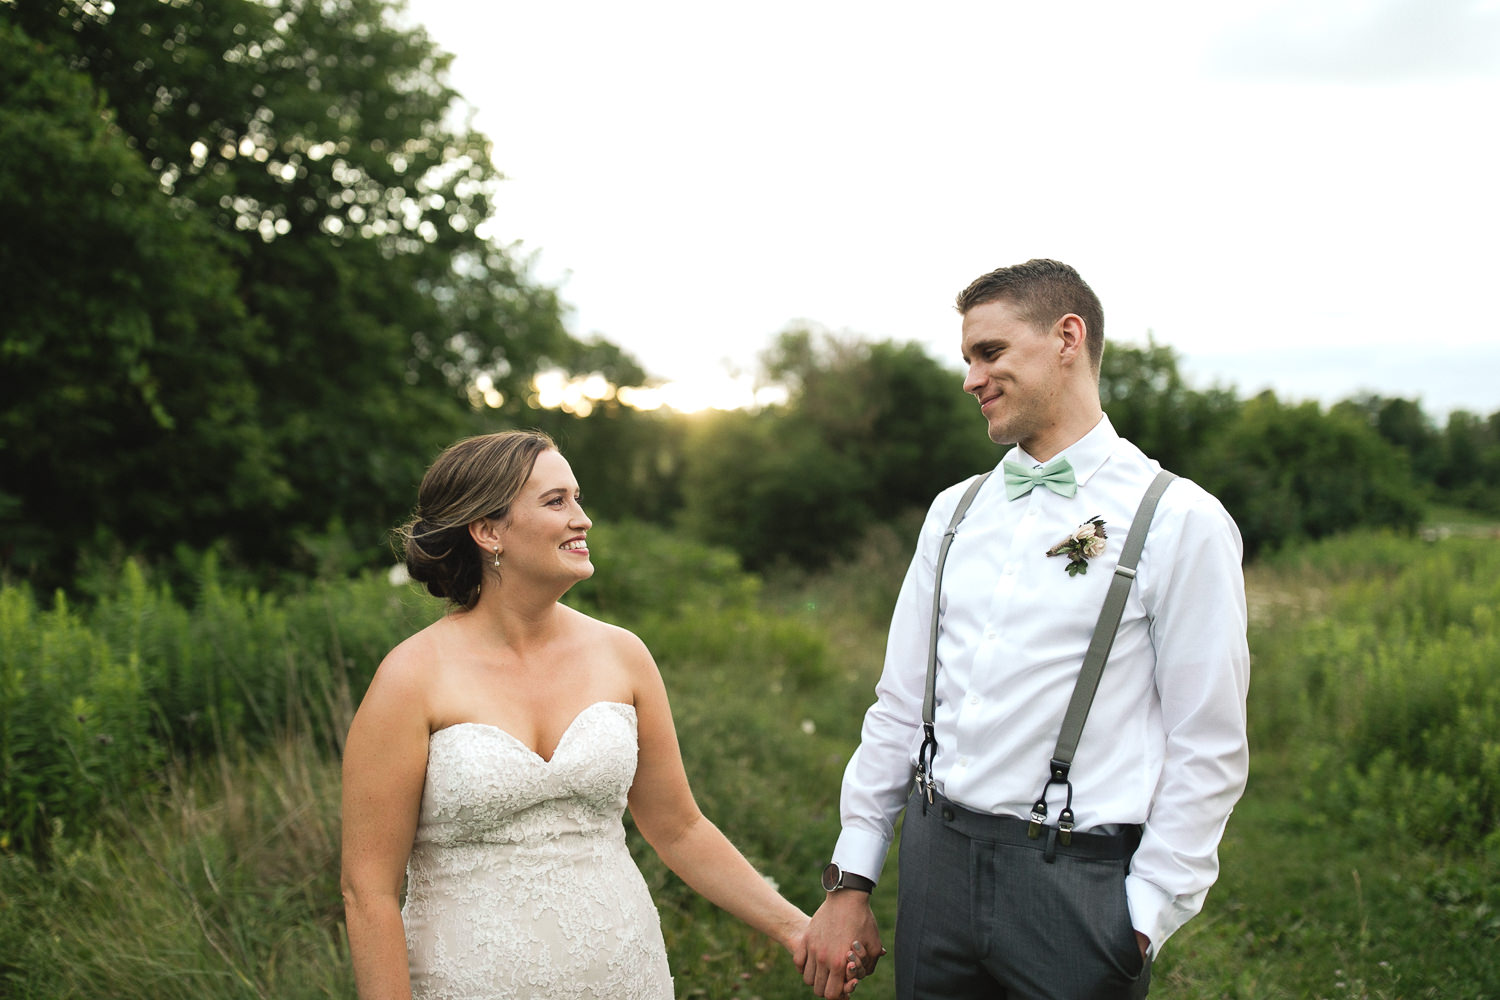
[821,862,840,892]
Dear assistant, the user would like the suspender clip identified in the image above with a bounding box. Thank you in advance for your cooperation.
[1027,799,1047,839]
[916,723,938,813]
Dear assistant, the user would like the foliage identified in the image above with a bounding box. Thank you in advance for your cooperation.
[1337,394,1500,516]
[529,402,690,526]
[0,2,578,586]
[0,521,861,999]
[1155,761,1500,998]
[0,21,284,576]
[668,328,1443,569]
[4,524,1500,996]
[0,554,438,857]
[1335,394,1443,481]
[1434,409,1500,515]
[1248,531,1500,848]
[5,0,1490,591]
[0,735,350,999]
[1099,335,1240,474]
[0,584,162,857]
[568,520,761,622]
[677,328,997,569]
[1155,531,1500,998]
[1197,392,1425,557]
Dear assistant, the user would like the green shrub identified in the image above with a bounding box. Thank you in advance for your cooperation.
[0,556,440,856]
[567,519,762,622]
[0,734,349,999]
[0,583,161,855]
[8,521,1500,997]
[1,524,863,998]
[1248,532,1500,846]
[1201,395,1425,558]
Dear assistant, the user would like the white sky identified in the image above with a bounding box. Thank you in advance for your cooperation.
[401,0,1500,417]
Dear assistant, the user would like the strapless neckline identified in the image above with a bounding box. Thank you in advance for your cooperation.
[432,700,635,763]
[403,696,671,998]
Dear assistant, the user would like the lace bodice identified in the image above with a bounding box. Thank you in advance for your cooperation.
[402,701,673,999]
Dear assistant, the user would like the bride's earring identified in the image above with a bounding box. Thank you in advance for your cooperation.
[493,546,500,567]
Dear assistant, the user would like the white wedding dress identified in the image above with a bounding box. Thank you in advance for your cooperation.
[402,701,674,999]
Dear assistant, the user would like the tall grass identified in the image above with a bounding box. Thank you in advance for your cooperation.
[0,522,871,999]
[0,733,351,998]
[1248,532,1500,847]
[0,556,436,857]
[2,524,1497,997]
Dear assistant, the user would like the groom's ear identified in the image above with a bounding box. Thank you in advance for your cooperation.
[1052,313,1088,367]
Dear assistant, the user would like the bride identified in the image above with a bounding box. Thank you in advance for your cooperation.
[341,431,861,999]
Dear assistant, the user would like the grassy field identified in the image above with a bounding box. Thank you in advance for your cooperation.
[1,522,1497,998]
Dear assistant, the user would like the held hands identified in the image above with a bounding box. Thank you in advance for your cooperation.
[842,940,885,994]
[802,891,884,998]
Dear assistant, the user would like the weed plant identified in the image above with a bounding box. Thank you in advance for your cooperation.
[0,522,867,998]
[0,554,437,857]
[0,732,351,998]
[1249,532,1500,848]
[2,525,1497,997]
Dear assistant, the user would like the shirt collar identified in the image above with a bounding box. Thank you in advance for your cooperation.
[1003,414,1119,487]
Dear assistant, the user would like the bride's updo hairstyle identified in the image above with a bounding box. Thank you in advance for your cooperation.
[396,430,557,610]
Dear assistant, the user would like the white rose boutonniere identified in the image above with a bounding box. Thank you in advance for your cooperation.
[1046,516,1108,576]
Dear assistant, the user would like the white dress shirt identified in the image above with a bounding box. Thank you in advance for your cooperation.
[831,415,1250,953]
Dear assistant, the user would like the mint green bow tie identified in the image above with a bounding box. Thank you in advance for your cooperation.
[1002,457,1078,500]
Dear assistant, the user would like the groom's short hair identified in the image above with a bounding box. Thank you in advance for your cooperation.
[955,259,1104,373]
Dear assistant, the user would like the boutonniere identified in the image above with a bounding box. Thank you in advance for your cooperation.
[1046,516,1107,576]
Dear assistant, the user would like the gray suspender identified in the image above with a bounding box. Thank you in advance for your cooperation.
[915,467,1179,859]
[915,471,992,806]
[1028,468,1176,856]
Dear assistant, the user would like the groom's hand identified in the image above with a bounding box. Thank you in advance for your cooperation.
[804,890,881,998]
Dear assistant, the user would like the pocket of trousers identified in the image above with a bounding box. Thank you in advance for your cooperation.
[981,844,1142,980]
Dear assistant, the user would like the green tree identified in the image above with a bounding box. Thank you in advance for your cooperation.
[1,2,580,583]
[680,328,995,569]
[1099,335,1241,476]
[767,329,998,518]
[1198,392,1425,557]
[530,403,690,526]
[1434,409,1500,514]
[1332,395,1443,483]
[0,21,285,578]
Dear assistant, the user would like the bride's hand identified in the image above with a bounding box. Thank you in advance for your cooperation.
[841,939,886,994]
[787,913,812,973]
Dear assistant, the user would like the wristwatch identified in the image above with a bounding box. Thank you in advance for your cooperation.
[821,862,875,894]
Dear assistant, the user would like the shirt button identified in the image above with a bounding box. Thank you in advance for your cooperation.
[958,756,970,768]
[967,694,981,706]
[1003,563,1016,575]
[984,629,997,641]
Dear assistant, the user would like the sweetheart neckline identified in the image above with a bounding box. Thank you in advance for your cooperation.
[431,701,635,764]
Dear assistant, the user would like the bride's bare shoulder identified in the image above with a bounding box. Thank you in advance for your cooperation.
[561,605,653,665]
[383,615,446,664]
[363,616,457,705]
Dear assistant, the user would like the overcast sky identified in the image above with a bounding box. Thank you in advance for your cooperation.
[401,0,1500,416]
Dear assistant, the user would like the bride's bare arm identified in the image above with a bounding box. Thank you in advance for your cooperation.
[622,631,810,959]
[341,646,431,1000]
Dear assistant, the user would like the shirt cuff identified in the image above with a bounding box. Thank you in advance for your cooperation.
[1125,875,1176,958]
[831,826,891,886]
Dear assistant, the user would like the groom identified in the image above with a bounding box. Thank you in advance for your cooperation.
[802,260,1250,998]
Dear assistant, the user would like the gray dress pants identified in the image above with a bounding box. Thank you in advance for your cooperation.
[894,789,1151,1000]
